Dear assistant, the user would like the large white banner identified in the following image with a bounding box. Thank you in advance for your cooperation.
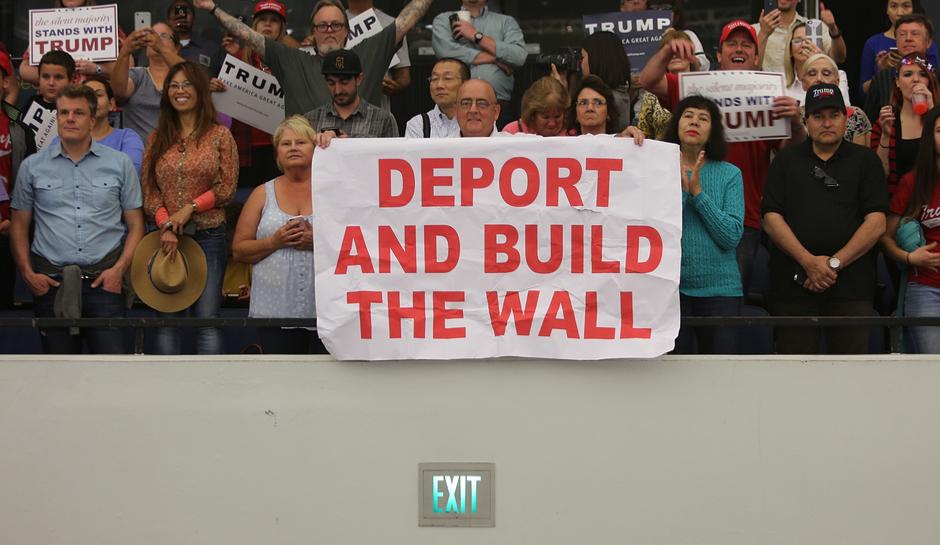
[213,55,285,135]
[28,4,119,65]
[679,71,790,142]
[313,136,682,361]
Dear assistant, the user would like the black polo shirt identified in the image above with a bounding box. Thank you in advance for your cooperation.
[761,139,888,301]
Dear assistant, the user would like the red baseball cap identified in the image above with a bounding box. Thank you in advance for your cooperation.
[719,20,758,46]
[254,0,287,20]
[0,49,12,78]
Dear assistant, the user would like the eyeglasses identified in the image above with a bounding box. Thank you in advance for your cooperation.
[812,165,839,189]
[313,21,346,33]
[576,98,607,107]
[790,37,811,46]
[428,75,460,83]
[168,81,194,91]
[458,98,493,111]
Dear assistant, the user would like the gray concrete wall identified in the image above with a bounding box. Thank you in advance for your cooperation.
[1,355,939,544]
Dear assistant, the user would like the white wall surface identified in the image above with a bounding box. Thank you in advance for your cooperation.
[1,355,939,545]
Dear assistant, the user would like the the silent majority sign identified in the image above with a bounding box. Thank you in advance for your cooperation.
[312,136,682,360]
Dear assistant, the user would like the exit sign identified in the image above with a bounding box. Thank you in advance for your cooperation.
[418,463,495,527]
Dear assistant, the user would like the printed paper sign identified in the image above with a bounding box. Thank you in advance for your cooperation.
[212,55,285,134]
[29,4,119,65]
[23,102,57,150]
[582,10,672,72]
[312,136,682,361]
[679,71,791,142]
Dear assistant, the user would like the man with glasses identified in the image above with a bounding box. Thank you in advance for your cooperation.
[405,58,470,138]
[9,85,144,354]
[432,0,527,129]
[303,50,398,138]
[753,0,846,73]
[192,0,434,116]
[455,79,500,138]
[863,14,936,122]
[762,84,887,354]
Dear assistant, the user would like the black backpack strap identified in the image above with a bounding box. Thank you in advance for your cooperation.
[422,111,431,138]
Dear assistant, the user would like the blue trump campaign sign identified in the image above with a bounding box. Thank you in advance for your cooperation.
[582,10,672,72]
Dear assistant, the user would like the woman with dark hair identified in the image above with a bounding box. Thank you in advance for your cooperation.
[871,54,940,197]
[141,61,238,355]
[663,95,744,354]
[569,75,619,135]
[580,31,633,133]
[860,0,938,99]
[881,106,940,352]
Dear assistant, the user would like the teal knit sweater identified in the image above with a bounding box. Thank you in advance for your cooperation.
[680,160,744,297]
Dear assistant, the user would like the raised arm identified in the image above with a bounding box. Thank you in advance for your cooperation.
[194,0,266,56]
[395,0,434,45]
[639,40,693,101]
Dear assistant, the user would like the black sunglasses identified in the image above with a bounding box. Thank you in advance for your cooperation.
[812,165,839,189]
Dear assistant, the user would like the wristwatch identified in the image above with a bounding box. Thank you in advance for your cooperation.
[474,32,484,44]
[828,257,841,271]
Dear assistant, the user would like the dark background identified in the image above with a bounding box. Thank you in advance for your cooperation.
[3,0,938,126]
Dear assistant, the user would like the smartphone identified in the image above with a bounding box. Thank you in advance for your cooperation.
[449,13,461,40]
[889,46,899,55]
[286,215,306,225]
[805,19,825,48]
[134,11,151,32]
[793,270,807,286]
[764,0,778,12]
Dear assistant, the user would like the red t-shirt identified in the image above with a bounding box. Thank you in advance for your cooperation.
[665,73,775,229]
[889,171,940,288]
[0,112,12,221]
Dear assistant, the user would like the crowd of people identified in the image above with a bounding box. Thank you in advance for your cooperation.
[1,0,938,356]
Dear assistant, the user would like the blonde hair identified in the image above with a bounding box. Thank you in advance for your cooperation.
[272,116,317,171]
[520,77,570,128]
[799,53,838,83]
[784,22,807,87]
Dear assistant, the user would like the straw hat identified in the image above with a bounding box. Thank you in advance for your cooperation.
[131,231,208,313]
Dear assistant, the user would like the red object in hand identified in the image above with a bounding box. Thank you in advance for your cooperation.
[913,93,929,116]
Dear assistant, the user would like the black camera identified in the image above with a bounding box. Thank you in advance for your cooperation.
[174,4,191,17]
[535,48,582,73]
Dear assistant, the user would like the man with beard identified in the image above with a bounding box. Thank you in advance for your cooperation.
[193,0,434,116]
[303,50,398,138]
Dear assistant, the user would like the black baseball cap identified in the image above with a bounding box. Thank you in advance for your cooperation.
[804,83,846,116]
[321,49,362,76]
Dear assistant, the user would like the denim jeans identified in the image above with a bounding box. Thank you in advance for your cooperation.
[153,225,227,355]
[736,226,761,297]
[904,282,940,354]
[33,278,126,354]
[674,295,742,354]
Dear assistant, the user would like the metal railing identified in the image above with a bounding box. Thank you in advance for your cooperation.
[3,315,940,354]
